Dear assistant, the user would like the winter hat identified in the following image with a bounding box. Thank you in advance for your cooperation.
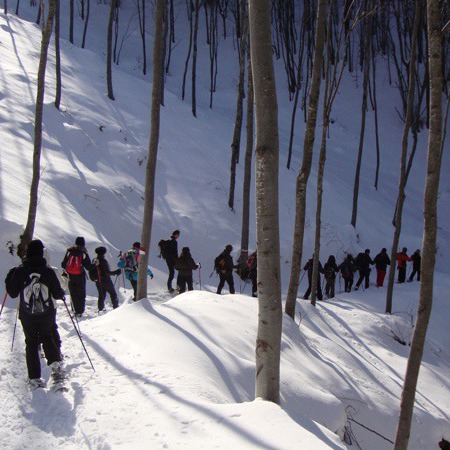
[133,242,141,249]
[181,247,190,255]
[402,247,408,252]
[75,236,85,247]
[26,239,45,258]
[382,248,387,252]
[172,230,180,238]
[95,246,107,255]
[225,244,233,252]
[365,249,370,254]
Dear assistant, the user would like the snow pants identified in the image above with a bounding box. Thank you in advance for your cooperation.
[344,276,354,293]
[96,277,118,310]
[68,274,87,315]
[398,267,406,283]
[376,269,386,287]
[217,272,235,295]
[409,267,420,281]
[356,268,371,289]
[166,259,176,291]
[177,274,194,293]
[304,277,323,300]
[325,276,335,298]
[20,311,60,379]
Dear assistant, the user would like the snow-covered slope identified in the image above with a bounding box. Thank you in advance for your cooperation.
[0,6,449,449]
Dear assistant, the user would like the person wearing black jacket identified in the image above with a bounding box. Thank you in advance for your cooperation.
[354,249,374,290]
[323,255,339,299]
[303,257,324,301]
[408,249,421,282]
[175,247,199,293]
[5,240,65,388]
[61,237,92,317]
[339,254,357,293]
[93,247,121,312]
[165,230,180,293]
[216,244,235,295]
[373,248,391,287]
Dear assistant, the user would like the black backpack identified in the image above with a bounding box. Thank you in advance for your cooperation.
[214,254,226,274]
[158,239,171,259]
[88,260,99,282]
[21,273,51,315]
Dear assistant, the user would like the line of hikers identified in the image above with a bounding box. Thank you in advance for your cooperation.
[302,247,421,301]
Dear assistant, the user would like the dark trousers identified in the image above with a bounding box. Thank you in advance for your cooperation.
[344,276,353,293]
[177,274,194,293]
[96,277,118,310]
[304,277,323,300]
[217,272,235,294]
[376,270,386,287]
[356,269,370,289]
[20,312,60,379]
[409,267,420,281]
[68,274,86,314]
[398,267,406,283]
[325,277,335,298]
[250,272,257,296]
[166,259,175,291]
[129,278,137,301]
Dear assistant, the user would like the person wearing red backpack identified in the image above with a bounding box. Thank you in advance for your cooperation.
[61,237,93,317]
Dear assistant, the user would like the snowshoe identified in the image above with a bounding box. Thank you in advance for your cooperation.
[50,361,69,392]
[29,378,46,389]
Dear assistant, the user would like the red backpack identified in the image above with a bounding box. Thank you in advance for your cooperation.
[66,253,83,275]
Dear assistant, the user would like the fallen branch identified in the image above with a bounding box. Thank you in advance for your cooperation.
[348,418,394,444]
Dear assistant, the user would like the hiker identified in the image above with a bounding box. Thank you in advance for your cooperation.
[215,244,236,295]
[373,248,391,287]
[5,240,66,388]
[396,247,412,283]
[161,230,180,293]
[92,247,121,312]
[61,236,92,317]
[247,251,258,297]
[354,249,374,290]
[339,254,357,293]
[408,249,421,282]
[303,257,324,301]
[323,255,339,299]
[118,242,153,301]
[175,247,199,293]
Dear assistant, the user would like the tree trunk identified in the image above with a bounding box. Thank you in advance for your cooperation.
[182,0,193,101]
[385,0,421,314]
[249,0,282,404]
[136,0,166,301]
[81,0,90,49]
[240,35,253,255]
[69,0,74,44]
[15,0,19,15]
[54,0,61,110]
[18,0,57,259]
[191,0,201,117]
[228,0,247,211]
[350,7,372,228]
[394,0,443,446]
[107,0,116,100]
[285,0,327,320]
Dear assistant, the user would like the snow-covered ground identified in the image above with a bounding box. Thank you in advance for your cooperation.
[0,5,449,449]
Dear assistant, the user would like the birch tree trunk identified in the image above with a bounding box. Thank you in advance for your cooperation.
[394,0,443,446]
[136,0,166,301]
[386,0,421,314]
[249,0,282,404]
[18,0,57,259]
[285,0,327,320]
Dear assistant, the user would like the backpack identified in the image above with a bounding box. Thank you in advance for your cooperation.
[66,253,83,275]
[22,273,51,315]
[341,262,352,278]
[158,239,171,259]
[88,260,99,282]
[214,254,226,274]
[124,250,138,273]
[246,253,257,271]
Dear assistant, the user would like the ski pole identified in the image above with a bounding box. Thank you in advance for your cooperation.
[11,305,19,351]
[299,270,306,286]
[0,292,8,318]
[62,297,95,372]
[114,274,119,286]
[198,263,202,290]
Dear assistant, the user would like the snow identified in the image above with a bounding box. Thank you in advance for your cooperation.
[0,4,449,449]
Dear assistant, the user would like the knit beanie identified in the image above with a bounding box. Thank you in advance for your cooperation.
[26,239,45,258]
[133,242,141,249]
[75,236,85,247]
[225,244,233,252]
[95,246,107,255]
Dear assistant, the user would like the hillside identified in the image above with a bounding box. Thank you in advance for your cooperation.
[0,4,449,449]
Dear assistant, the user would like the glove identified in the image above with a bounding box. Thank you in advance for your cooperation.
[94,259,100,266]
[115,269,121,276]
[150,274,154,279]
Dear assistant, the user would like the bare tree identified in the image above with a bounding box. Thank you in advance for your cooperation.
[69,0,74,44]
[394,0,444,447]
[137,0,147,74]
[18,0,57,258]
[107,0,117,100]
[285,0,327,320]
[81,0,90,49]
[136,0,167,301]
[54,0,61,109]
[249,0,282,404]
[385,0,422,314]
